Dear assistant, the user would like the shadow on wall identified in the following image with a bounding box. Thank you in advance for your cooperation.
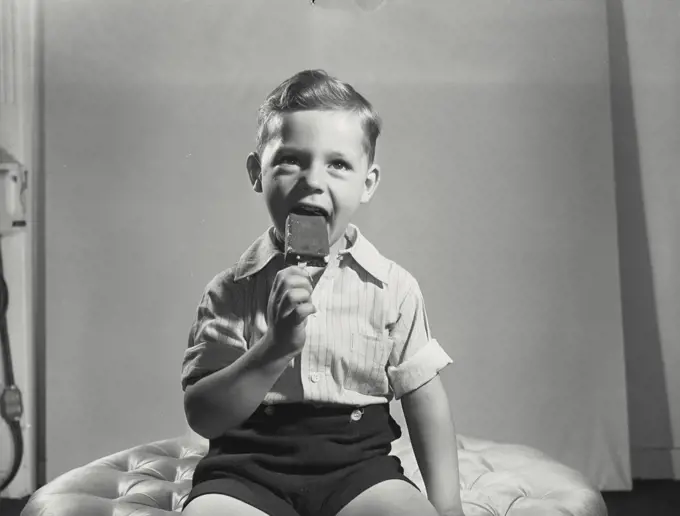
[606,0,674,475]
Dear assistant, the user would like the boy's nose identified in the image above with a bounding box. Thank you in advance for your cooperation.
[299,162,325,190]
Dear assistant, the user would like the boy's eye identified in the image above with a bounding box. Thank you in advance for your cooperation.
[330,160,351,171]
[278,156,300,166]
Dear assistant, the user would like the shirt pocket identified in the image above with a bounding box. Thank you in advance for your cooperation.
[343,333,393,396]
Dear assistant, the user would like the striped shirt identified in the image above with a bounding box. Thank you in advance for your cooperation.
[181,224,452,405]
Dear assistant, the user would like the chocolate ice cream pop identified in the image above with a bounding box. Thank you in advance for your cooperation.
[284,209,330,267]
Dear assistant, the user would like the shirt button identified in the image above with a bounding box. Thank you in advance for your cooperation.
[350,409,363,422]
[310,372,321,383]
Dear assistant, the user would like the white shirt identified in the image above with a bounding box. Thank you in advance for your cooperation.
[181,224,452,405]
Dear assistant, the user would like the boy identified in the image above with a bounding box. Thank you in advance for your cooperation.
[181,69,464,516]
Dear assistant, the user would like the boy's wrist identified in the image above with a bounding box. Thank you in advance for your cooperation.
[432,499,464,516]
[257,332,300,368]
[438,510,465,516]
[429,489,463,516]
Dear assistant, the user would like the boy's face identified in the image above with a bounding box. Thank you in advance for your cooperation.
[247,110,380,250]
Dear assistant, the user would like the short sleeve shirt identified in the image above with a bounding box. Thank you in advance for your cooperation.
[181,224,452,405]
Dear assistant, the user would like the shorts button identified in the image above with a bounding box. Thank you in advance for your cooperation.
[350,409,363,422]
[264,405,275,415]
[310,372,321,383]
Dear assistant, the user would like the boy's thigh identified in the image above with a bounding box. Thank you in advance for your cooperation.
[336,479,439,516]
[183,493,271,516]
[183,477,300,516]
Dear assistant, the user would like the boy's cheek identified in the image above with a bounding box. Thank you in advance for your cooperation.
[264,197,288,229]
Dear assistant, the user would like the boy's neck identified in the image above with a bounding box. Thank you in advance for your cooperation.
[328,232,350,262]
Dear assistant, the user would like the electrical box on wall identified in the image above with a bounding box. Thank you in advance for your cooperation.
[0,160,28,235]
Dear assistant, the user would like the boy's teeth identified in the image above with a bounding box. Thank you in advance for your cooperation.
[292,205,327,218]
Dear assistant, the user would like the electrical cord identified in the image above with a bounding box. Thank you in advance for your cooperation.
[0,243,24,493]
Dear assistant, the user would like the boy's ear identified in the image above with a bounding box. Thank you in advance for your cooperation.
[246,153,263,193]
[360,163,381,204]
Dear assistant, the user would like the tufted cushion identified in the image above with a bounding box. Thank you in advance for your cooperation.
[22,428,606,516]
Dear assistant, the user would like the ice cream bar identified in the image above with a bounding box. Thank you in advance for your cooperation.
[284,211,330,267]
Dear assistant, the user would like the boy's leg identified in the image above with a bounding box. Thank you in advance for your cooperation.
[183,493,271,516]
[335,479,439,516]
[183,477,300,516]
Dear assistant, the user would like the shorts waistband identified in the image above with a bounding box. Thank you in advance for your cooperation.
[255,402,386,418]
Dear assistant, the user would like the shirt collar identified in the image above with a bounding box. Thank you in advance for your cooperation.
[233,224,390,285]
[233,226,283,281]
[339,224,390,285]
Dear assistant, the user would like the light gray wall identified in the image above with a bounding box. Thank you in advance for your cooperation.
[0,0,38,497]
[43,0,630,489]
[608,0,680,479]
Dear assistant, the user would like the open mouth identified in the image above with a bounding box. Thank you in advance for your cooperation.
[290,204,330,219]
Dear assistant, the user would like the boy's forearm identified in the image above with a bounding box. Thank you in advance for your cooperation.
[422,425,463,516]
[184,333,295,439]
[402,377,464,516]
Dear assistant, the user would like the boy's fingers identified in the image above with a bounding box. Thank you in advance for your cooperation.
[280,301,315,323]
[281,265,315,279]
[277,288,312,315]
[278,270,313,292]
[291,303,316,324]
[285,288,312,306]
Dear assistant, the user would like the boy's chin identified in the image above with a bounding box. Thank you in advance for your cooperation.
[329,225,351,248]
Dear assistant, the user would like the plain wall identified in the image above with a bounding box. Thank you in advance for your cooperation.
[43,0,630,489]
[608,0,680,479]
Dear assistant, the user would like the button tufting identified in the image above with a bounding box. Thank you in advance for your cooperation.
[19,434,607,516]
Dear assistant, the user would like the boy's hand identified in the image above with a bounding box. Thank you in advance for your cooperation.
[265,266,316,357]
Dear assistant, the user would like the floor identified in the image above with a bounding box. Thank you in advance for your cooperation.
[2,481,680,515]
[1,496,30,515]
[603,480,680,515]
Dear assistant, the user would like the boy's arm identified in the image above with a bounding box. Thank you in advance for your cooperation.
[384,273,459,513]
[184,332,295,439]
[183,266,314,439]
[402,374,464,516]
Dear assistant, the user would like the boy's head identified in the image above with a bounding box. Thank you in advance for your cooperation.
[255,69,381,165]
[247,70,383,252]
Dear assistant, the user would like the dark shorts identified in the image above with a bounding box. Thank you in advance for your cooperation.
[183,403,418,516]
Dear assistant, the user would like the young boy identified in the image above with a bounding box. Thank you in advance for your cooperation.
[181,69,464,516]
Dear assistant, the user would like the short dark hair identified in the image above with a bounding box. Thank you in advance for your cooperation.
[256,69,382,163]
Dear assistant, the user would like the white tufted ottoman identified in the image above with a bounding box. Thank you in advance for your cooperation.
[21,429,607,516]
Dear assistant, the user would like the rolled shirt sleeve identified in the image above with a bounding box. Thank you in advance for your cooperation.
[386,278,453,399]
[181,271,248,391]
